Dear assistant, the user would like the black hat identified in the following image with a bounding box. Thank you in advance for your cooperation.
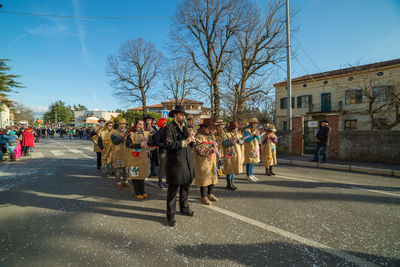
[169,105,187,118]
[321,120,328,123]
[143,115,155,121]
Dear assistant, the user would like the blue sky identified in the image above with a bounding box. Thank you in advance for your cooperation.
[1,0,400,114]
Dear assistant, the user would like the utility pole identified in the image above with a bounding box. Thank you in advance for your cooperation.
[55,110,58,125]
[285,0,292,152]
[286,0,292,131]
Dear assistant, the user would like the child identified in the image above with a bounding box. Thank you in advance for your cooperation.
[261,124,278,176]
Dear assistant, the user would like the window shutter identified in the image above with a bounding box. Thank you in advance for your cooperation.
[297,96,301,108]
[280,98,284,109]
[356,90,363,103]
[292,97,295,109]
[308,95,312,104]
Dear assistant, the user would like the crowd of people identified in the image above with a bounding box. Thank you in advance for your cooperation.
[91,105,279,227]
[0,126,36,161]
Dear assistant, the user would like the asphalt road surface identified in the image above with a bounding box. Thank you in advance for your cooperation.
[1,138,399,266]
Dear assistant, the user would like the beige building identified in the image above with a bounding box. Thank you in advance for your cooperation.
[275,58,400,132]
[0,98,13,128]
[129,99,212,123]
[74,110,121,127]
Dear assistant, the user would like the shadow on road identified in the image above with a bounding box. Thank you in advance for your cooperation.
[174,241,400,266]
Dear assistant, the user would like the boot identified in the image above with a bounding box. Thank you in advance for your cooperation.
[266,168,271,176]
[10,153,16,161]
[207,194,219,202]
[200,196,212,205]
[116,183,123,190]
[269,167,275,176]
[226,179,237,191]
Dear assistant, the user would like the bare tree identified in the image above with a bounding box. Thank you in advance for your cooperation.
[11,102,35,124]
[226,0,286,120]
[172,0,248,119]
[107,38,163,115]
[163,59,198,105]
[362,74,400,130]
[344,70,400,130]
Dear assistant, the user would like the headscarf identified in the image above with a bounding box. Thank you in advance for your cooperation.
[156,118,167,129]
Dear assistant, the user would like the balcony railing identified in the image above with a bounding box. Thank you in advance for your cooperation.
[307,101,343,113]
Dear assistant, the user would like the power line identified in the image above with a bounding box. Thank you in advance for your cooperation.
[0,10,174,20]
[293,34,332,80]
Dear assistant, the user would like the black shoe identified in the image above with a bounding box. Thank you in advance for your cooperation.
[270,171,275,175]
[226,181,237,191]
[180,209,194,216]
[167,218,176,227]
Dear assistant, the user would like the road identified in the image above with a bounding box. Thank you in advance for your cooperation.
[0,138,399,266]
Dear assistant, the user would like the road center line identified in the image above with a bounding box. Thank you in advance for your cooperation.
[201,204,378,267]
[275,174,400,198]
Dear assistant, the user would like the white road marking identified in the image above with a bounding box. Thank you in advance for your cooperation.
[31,152,43,159]
[201,204,378,267]
[68,149,82,154]
[275,174,400,198]
[82,147,93,151]
[51,150,64,156]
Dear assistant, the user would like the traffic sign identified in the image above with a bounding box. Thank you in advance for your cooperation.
[162,110,169,118]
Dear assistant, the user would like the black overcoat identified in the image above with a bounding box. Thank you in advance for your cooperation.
[164,120,194,185]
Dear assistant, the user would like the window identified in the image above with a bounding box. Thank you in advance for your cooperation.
[373,86,389,102]
[297,95,312,108]
[303,84,307,88]
[377,72,384,77]
[280,97,295,109]
[345,89,363,104]
[348,77,353,81]
[345,120,357,130]
[283,120,287,130]
[323,80,328,85]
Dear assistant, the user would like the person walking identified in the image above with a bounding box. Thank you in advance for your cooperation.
[98,121,114,177]
[152,118,168,189]
[222,121,244,190]
[144,115,158,177]
[126,120,151,200]
[312,120,330,163]
[110,118,130,190]
[164,105,195,227]
[22,128,35,156]
[91,118,106,170]
[261,124,278,176]
[193,119,219,205]
[243,118,261,182]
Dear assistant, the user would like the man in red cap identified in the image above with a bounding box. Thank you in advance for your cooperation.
[22,128,35,156]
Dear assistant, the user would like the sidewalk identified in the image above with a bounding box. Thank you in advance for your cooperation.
[277,153,400,177]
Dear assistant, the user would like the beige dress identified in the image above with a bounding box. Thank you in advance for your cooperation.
[126,130,151,180]
[193,132,218,187]
[110,128,129,168]
[243,128,260,164]
[223,130,244,175]
[261,133,278,167]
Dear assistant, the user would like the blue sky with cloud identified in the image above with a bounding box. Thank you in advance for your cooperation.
[1,0,400,114]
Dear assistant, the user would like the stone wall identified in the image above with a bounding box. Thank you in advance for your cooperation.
[338,131,400,163]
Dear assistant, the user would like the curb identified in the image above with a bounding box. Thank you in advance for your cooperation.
[278,158,400,177]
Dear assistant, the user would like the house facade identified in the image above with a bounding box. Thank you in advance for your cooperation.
[274,58,400,159]
[0,99,13,128]
[74,110,121,127]
[128,99,212,123]
[275,58,400,132]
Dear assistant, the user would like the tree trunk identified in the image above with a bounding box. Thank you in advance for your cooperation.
[237,80,247,121]
[141,88,146,117]
[212,78,220,119]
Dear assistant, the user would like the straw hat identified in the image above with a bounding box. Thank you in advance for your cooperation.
[118,118,127,124]
[249,117,259,124]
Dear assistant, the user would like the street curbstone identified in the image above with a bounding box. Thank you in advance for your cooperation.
[319,163,350,171]
[278,159,292,165]
[392,170,400,177]
[292,160,319,168]
[350,166,393,176]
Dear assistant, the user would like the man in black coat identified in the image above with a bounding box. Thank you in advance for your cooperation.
[312,120,330,163]
[164,105,195,227]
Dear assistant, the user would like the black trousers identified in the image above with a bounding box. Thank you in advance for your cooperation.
[167,184,190,219]
[200,184,214,198]
[96,152,102,168]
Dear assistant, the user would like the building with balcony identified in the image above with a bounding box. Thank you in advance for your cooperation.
[128,99,212,123]
[275,58,400,132]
